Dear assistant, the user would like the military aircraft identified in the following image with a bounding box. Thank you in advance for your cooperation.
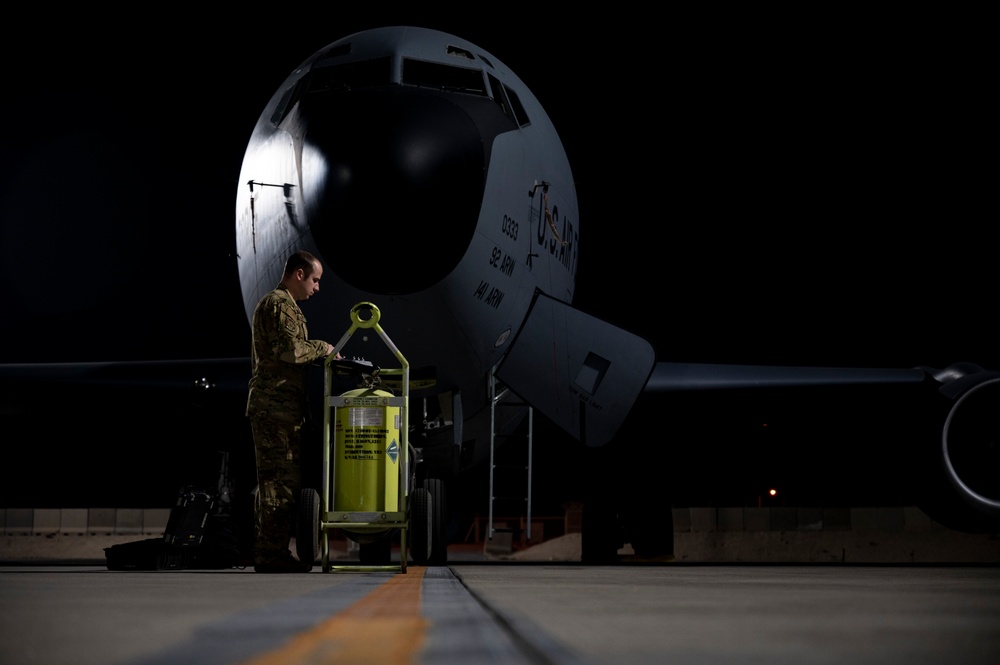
[2,25,996,566]
[233,25,1000,563]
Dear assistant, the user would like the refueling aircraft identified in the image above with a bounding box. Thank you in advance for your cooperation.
[235,25,1000,563]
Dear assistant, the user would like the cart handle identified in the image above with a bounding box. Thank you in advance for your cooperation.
[350,302,381,329]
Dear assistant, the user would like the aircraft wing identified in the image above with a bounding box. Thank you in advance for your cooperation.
[0,358,250,394]
[491,292,938,447]
[645,362,928,391]
[494,291,656,447]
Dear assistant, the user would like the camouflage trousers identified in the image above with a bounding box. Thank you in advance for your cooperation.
[250,413,303,561]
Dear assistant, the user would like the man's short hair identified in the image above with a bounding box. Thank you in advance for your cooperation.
[283,251,319,277]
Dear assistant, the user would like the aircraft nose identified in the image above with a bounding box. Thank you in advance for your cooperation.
[302,87,486,294]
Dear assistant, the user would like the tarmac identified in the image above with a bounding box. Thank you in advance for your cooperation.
[3,517,1000,665]
[2,549,999,665]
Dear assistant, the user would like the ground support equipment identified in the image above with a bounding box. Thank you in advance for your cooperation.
[300,302,422,573]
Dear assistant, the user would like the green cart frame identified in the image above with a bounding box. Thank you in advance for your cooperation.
[297,302,432,573]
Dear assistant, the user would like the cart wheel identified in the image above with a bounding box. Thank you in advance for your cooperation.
[359,534,392,564]
[410,487,432,565]
[296,488,320,564]
[423,478,448,565]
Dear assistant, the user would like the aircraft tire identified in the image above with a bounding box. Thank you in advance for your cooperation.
[629,508,675,559]
[423,478,448,565]
[580,500,622,565]
[296,488,320,564]
[410,488,432,565]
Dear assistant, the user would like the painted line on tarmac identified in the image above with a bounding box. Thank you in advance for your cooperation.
[239,566,428,665]
[130,572,400,665]
[130,566,587,665]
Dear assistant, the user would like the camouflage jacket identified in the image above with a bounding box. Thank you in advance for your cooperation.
[245,286,329,422]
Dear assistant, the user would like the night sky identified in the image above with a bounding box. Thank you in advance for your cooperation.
[1,9,995,513]
[2,9,994,370]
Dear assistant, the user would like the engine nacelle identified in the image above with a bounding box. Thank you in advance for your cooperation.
[923,365,1000,532]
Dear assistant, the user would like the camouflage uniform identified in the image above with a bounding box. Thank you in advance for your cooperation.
[246,286,329,562]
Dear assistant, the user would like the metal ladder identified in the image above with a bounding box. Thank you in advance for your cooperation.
[487,365,534,546]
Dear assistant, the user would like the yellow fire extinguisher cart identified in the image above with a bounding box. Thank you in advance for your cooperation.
[315,302,411,573]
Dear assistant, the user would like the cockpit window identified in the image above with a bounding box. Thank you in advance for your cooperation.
[503,83,529,127]
[269,82,300,126]
[270,56,394,126]
[306,56,393,96]
[486,74,530,128]
[446,45,475,61]
[401,58,487,96]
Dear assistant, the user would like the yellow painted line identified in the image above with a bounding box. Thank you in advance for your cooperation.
[240,566,429,665]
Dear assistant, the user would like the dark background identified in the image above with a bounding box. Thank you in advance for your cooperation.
[1,9,994,516]
[1,8,994,368]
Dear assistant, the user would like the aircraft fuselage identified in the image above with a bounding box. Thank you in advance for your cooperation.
[236,27,579,476]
